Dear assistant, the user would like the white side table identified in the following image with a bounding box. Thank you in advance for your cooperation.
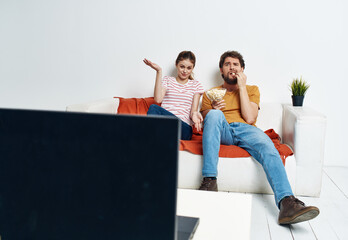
[176,189,252,240]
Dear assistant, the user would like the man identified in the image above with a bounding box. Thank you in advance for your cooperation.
[199,51,319,225]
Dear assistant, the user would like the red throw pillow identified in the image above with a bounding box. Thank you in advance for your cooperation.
[114,97,160,115]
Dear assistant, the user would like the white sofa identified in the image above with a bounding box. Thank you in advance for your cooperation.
[66,98,327,197]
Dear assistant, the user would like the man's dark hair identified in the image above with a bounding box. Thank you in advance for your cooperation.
[219,51,245,69]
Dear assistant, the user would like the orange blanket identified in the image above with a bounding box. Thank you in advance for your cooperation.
[180,128,293,165]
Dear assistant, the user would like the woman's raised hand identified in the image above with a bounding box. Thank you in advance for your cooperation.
[143,58,162,72]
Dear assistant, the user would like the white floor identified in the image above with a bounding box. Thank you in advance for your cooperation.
[249,166,348,240]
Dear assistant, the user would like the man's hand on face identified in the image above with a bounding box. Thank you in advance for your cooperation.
[212,99,226,110]
[236,72,247,89]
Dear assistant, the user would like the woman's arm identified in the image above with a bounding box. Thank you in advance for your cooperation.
[190,93,203,131]
[143,58,166,103]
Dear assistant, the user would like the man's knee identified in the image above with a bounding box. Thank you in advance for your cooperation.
[204,110,224,122]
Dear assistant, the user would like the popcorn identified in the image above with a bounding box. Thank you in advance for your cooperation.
[206,88,227,101]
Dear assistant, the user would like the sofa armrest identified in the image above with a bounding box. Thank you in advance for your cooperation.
[66,98,119,114]
[282,105,327,196]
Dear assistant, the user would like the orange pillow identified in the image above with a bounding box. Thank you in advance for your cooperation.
[115,97,160,115]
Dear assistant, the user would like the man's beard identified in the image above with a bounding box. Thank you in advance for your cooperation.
[222,74,237,85]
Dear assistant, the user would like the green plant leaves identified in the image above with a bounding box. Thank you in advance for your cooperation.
[290,76,310,96]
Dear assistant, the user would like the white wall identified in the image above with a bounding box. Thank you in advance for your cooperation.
[1,0,347,167]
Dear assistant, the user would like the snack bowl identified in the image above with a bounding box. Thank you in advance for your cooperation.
[206,88,227,102]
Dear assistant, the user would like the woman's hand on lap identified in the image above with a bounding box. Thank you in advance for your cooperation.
[191,111,203,132]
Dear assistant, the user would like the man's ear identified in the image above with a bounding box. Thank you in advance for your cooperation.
[242,67,244,72]
[220,68,223,74]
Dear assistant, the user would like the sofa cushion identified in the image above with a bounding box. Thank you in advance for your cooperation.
[66,98,119,114]
[257,102,283,135]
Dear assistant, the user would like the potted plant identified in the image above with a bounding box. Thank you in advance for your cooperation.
[290,76,310,106]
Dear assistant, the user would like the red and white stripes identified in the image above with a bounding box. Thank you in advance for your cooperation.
[161,76,204,125]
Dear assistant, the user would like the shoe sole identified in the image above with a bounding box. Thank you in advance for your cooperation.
[198,188,218,192]
[279,208,320,225]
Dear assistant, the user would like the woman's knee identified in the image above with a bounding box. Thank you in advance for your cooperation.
[147,104,160,114]
[181,125,193,140]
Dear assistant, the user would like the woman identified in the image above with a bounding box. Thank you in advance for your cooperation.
[144,51,204,140]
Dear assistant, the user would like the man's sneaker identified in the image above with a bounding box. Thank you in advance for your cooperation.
[198,177,218,191]
[278,195,320,225]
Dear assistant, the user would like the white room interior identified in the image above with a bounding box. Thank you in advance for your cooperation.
[1,1,348,239]
[1,0,347,166]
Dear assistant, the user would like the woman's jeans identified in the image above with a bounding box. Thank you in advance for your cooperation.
[147,104,193,140]
[202,110,293,207]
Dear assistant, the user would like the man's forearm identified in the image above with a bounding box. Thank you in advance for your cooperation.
[239,87,258,124]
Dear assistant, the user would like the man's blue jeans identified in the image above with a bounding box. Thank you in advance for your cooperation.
[202,110,293,207]
[147,104,193,140]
